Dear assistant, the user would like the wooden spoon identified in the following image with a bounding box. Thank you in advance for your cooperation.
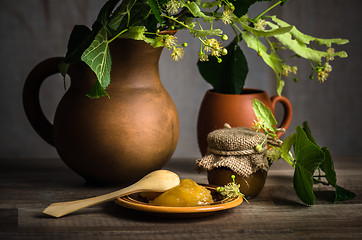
[42,170,180,218]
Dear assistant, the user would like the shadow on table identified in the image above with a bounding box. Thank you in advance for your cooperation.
[263,175,345,206]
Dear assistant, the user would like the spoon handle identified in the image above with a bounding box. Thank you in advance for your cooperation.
[42,185,136,218]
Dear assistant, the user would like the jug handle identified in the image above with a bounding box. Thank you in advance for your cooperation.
[270,95,293,137]
[23,57,65,147]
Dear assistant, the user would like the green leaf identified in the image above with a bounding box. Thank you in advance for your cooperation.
[119,26,147,40]
[64,25,94,64]
[241,31,284,94]
[108,0,137,31]
[58,62,69,80]
[86,80,109,99]
[280,133,296,166]
[302,121,318,146]
[197,40,248,94]
[237,19,293,37]
[293,125,325,205]
[293,163,315,205]
[119,26,164,47]
[96,0,121,26]
[144,35,164,48]
[81,26,112,97]
[108,0,152,35]
[270,16,349,47]
[297,122,356,204]
[320,147,337,187]
[268,16,348,63]
[334,185,356,204]
[127,0,153,28]
[276,76,285,96]
[181,1,214,22]
[294,125,325,173]
[319,147,356,203]
[252,99,277,132]
[147,0,162,24]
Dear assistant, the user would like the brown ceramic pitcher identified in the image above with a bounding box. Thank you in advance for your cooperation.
[197,88,293,156]
[23,39,179,184]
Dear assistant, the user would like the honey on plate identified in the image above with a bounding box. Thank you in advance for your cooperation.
[150,179,214,207]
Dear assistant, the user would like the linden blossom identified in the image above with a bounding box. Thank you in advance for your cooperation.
[61,0,349,98]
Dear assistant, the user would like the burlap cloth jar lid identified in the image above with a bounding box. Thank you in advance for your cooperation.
[196,124,269,178]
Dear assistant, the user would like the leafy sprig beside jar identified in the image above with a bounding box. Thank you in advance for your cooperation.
[252,99,356,205]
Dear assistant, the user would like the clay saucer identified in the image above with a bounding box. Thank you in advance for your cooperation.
[115,184,243,218]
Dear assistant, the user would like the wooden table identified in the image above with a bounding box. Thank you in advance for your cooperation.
[1,157,361,239]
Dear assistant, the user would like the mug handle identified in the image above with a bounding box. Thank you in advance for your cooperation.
[270,95,293,137]
[22,57,65,146]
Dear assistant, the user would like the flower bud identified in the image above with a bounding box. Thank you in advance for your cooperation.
[255,144,263,152]
[229,3,235,11]
[222,48,228,55]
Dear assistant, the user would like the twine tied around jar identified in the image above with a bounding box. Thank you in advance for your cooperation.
[196,123,282,178]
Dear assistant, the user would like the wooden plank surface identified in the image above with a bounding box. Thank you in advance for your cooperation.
[1,157,361,239]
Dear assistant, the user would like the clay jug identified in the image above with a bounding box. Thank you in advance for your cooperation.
[197,89,292,198]
[197,88,292,156]
[23,39,179,184]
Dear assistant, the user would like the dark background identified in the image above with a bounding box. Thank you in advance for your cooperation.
[1,0,361,160]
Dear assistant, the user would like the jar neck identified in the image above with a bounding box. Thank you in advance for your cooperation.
[110,38,163,66]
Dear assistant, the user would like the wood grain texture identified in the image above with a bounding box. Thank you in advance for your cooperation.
[0,157,361,239]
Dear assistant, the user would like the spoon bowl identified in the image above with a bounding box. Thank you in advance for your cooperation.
[42,170,180,218]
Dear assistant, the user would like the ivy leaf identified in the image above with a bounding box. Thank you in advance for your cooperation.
[86,80,109,99]
[108,0,137,31]
[233,0,275,18]
[147,0,163,24]
[81,26,111,98]
[119,25,163,47]
[302,121,318,146]
[197,40,248,94]
[270,16,349,47]
[237,19,293,37]
[108,0,152,35]
[144,35,165,48]
[58,61,69,80]
[96,0,121,26]
[334,185,356,204]
[181,1,214,22]
[294,125,325,172]
[293,125,325,205]
[241,31,284,95]
[300,122,355,204]
[293,164,315,205]
[252,99,277,132]
[320,147,356,203]
[280,133,296,166]
[320,147,337,187]
[119,26,147,40]
[63,25,94,64]
[268,16,348,63]
[126,0,153,28]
